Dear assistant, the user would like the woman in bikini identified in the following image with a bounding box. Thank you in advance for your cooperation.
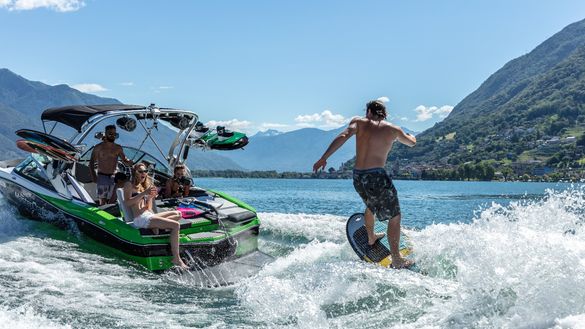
[123,163,188,269]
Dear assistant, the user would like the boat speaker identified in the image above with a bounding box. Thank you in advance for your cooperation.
[116,116,137,132]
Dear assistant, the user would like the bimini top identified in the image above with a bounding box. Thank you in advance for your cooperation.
[41,104,197,132]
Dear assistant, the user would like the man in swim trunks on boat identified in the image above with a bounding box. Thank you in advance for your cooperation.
[313,100,416,269]
[90,125,134,205]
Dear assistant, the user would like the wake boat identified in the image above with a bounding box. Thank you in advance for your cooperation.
[0,104,263,272]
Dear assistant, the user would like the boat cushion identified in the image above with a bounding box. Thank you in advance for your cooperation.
[116,188,134,222]
[139,217,210,236]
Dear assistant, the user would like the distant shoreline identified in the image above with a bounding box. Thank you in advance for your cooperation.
[191,170,580,183]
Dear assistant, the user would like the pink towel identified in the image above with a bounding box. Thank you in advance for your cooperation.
[177,207,204,219]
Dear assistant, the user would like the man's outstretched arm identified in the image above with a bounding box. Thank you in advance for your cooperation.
[395,127,416,147]
[313,118,358,172]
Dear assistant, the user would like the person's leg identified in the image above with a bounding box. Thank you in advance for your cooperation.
[157,210,182,220]
[387,214,413,269]
[149,216,188,268]
[365,208,385,245]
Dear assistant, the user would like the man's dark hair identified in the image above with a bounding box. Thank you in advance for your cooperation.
[105,125,116,131]
[366,100,387,120]
[114,172,128,183]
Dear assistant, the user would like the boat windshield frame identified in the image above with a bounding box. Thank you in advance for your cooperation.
[67,106,199,170]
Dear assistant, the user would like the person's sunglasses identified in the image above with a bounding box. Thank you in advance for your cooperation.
[137,169,148,174]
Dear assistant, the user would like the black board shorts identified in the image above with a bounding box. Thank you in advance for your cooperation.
[352,168,401,221]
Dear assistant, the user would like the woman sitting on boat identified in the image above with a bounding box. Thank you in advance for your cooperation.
[123,163,188,269]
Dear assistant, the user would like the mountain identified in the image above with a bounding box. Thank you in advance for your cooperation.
[0,69,243,171]
[348,18,585,179]
[221,126,355,172]
[252,129,283,138]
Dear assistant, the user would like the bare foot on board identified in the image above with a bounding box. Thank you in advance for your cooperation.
[368,232,385,246]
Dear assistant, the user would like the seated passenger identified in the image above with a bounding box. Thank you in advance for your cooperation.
[164,164,191,198]
[124,163,188,269]
[108,172,128,204]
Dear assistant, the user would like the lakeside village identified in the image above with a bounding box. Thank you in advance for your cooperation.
[194,133,585,182]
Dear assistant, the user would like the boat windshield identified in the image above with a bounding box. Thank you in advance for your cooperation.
[79,146,171,176]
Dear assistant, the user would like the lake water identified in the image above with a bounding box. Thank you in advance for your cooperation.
[1,179,585,328]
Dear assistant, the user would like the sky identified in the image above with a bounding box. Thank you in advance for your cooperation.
[1,1,584,134]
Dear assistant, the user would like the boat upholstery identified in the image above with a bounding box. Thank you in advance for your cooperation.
[116,188,134,223]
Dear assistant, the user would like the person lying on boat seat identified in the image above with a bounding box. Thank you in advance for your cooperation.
[123,163,188,269]
[90,125,134,205]
[164,164,191,198]
[108,172,128,204]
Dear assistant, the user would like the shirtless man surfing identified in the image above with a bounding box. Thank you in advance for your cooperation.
[90,125,133,205]
[313,100,416,269]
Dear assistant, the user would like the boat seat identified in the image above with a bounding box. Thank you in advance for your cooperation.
[219,207,256,223]
[213,198,256,223]
[116,188,134,223]
[139,217,210,236]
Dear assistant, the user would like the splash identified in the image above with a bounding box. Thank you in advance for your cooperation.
[403,187,585,328]
[2,186,585,328]
[0,306,71,329]
[235,187,585,328]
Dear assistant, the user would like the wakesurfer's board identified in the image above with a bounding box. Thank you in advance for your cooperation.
[346,213,417,270]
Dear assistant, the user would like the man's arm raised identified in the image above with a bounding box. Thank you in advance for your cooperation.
[117,145,134,165]
[395,127,416,147]
[313,118,358,172]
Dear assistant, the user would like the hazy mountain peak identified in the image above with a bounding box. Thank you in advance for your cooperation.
[252,129,283,138]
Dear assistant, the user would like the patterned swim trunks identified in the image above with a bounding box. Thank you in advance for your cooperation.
[353,168,401,221]
[96,173,115,200]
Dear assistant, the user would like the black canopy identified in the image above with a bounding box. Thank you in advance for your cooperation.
[41,104,146,131]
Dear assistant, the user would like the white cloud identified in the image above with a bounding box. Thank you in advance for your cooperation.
[0,0,84,12]
[377,96,390,103]
[295,113,321,123]
[158,86,173,89]
[71,83,107,93]
[205,119,253,132]
[261,122,289,129]
[294,110,348,128]
[414,105,453,122]
[120,82,134,86]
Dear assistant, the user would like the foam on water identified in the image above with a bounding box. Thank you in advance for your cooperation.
[2,187,585,328]
[0,306,71,329]
[235,187,585,328]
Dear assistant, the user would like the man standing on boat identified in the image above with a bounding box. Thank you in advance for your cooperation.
[313,100,416,269]
[90,125,134,205]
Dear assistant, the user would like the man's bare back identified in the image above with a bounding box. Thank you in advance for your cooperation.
[353,118,414,170]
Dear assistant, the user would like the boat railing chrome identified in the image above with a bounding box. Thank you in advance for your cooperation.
[42,104,199,170]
